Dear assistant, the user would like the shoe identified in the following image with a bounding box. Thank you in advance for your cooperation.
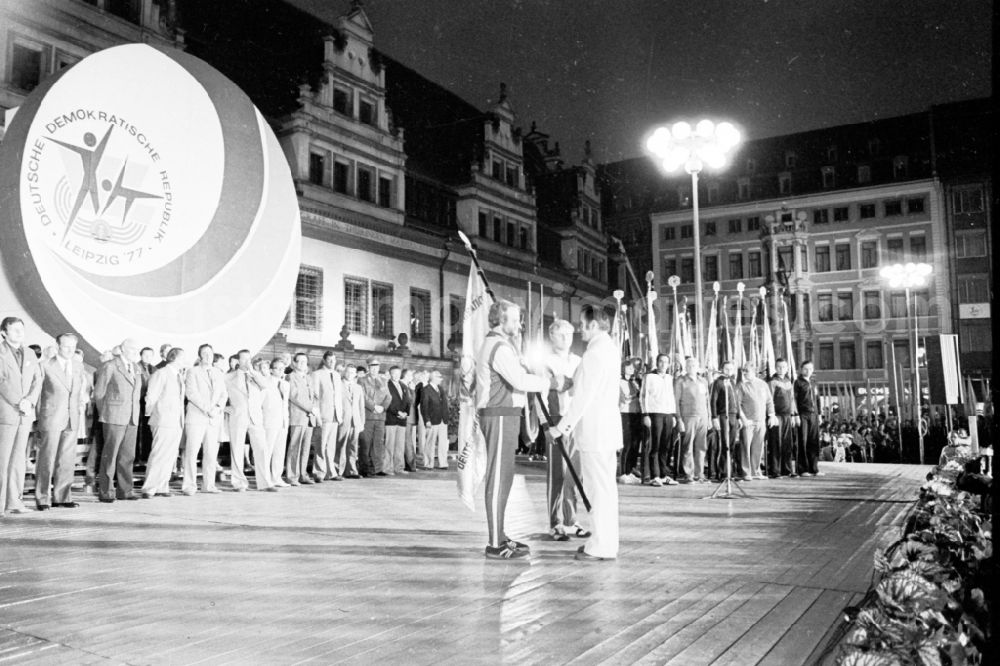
[141,492,155,499]
[332,476,344,481]
[649,478,663,487]
[156,492,173,497]
[678,478,692,484]
[789,473,799,478]
[122,494,140,501]
[575,546,613,561]
[375,472,387,477]
[203,487,221,494]
[738,476,751,482]
[485,543,529,560]
[801,472,814,477]
[661,476,679,486]
[264,486,279,493]
[182,489,196,496]
[436,466,449,470]
[814,472,826,477]
[299,478,314,485]
[570,525,592,538]
[36,505,50,511]
[274,481,290,487]
[344,473,360,479]
[288,481,300,487]
[549,526,570,542]
[99,498,115,503]
[53,502,80,508]
[617,474,640,485]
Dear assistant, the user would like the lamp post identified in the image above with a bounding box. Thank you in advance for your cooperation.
[645,119,741,361]
[880,261,932,463]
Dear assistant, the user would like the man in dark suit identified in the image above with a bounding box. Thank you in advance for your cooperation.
[136,347,155,465]
[420,370,450,469]
[94,338,143,502]
[35,333,86,510]
[383,366,410,475]
[0,317,43,517]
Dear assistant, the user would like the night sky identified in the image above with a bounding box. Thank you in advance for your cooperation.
[288,0,992,164]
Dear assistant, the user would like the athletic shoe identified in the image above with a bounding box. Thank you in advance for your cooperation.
[650,478,663,487]
[506,539,530,552]
[814,472,825,476]
[618,474,640,485]
[549,526,570,542]
[660,476,679,486]
[485,543,529,560]
[570,524,592,538]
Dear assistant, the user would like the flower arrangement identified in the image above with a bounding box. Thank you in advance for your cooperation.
[834,451,992,665]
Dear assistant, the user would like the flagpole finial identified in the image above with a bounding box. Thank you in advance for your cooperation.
[668,275,680,289]
[758,286,767,299]
[736,281,745,294]
[712,281,720,293]
[613,289,624,301]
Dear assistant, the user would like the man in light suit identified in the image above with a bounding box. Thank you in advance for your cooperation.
[334,364,364,478]
[0,317,43,517]
[94,338,143,502]
[182,344,228,495]
[226,349,273,491]
[286,352,319,485]
[311,350,344,482]
[553,305,622,561]
[260,357,290,487]
[141,347,186,498]
[34,332,85,510]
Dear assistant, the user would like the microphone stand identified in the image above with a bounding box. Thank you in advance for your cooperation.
[709,374,751,499]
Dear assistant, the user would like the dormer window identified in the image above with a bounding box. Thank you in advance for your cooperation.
[505,164,518,188]
[333,87,352,116]
[821,166,836,188]
[492,159,503,179]
[784,151,797,168]
[826,145,838,162]
[358,98,375,126]
[893,155,908,179]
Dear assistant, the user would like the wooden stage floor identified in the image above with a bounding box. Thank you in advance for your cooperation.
[0,461,929,665]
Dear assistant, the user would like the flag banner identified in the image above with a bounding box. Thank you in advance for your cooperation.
[964,375,980,455]
[733,296,746,369]
[720,295,733,366]
[748,300,760,374]
[761,295,776,378]
[781,298,796,380]
[456,262,491,511]
[680,297,694,359]
[704,294,719,372]
[925,334,962,405]
[647,286,659,366]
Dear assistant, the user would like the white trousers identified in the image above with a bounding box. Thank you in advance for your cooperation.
[229,416,266,490]
[313,421,339,479]
[142,426,182,495]
[265,424,288,483]
[579,448,619,559]
[182,420,220,493]
[421,423,449,468]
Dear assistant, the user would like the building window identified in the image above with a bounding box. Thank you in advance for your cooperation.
[884,200,903,217]
[835,243,851,271]
[861,241,878,269]
[293,266,323,331]
[737,178,750,200]
[505,164,518,188]
[359,99,375,126]
[907,197,925,214]
[681,225,692,239]
[478,211,488,238]
[863,291,881,319]
[959,322,991,352]
[519,226,529,250]
[492,160,503,180]
[748,251,761,278]
[813,209,829,225]
[893,156,908,179]
[955,230,987,257]
[826,145,838,163]
[859,203,876,219]
[957,275,989,303]
[728,218,741,234]
[953,187,984,214]
[493,217,502,243]
[819,343,835,370]
[333,87,352,115]
[746,216,760,232]
[909,235,926,262]
[661,226,676,241]
[885,237,904,264]
[506,221,515,247]
[707,183,719,204]
[598,260,606,282]
[704,255,718,281]
[894,339,911,368]
[779,173,791,194]
[371,282,394,338]
[777,246,793,274]
[821,167,835,188]
[357,166,374,202]
[378,175,393,208]
[913,289,930,317]
[800,246,809,272]
[868,138,881,156]
[833,206,849,222]
[10,42,43,92]
[704,221,717,237]
[888,291,906,318]
[680,257,694,282]
[815,246,831,272]
[333,161,350,194]
[410,288,431,342]
[308,151,326,186]
[344,277,368,334]
[837,292,854,321]
[662,257,677,278]
[840,342,856,369]
[784,151,797,168]
[865,341,884,369]
[728,253,743,279]
[858,165,871,184]
[817,294,833,322]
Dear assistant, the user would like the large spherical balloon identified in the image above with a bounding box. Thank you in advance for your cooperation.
[0,44,301,358]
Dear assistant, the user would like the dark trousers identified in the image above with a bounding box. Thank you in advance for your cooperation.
[798,413,820,474]
[98,422,137,500]
[481,409,520,548]
[136,410,152,465]
[644,413,676,481]
[619,413,641,476]
[358,418,385,476]
[767,415,796,476]
[716,415,740,479]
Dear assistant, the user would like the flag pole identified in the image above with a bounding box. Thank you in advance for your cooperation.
[455,231,590,511]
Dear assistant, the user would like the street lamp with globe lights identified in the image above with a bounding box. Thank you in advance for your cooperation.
[645,119,742,360]
[879,261,933,463]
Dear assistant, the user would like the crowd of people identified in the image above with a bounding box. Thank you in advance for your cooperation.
[0,316,453,518]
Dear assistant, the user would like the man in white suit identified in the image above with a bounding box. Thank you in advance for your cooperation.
[553,305,622,561]
[141,347,186,498]
[34,333,85,510]
[182,344,228,495]
[311,350,344,482]
[260,357,290,487]
[94,338,143,502]
[334,364,364,478]
[0,317,43,517]
[226,349,272,491]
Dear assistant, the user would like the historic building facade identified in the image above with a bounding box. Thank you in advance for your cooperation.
[601,105,992,416]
